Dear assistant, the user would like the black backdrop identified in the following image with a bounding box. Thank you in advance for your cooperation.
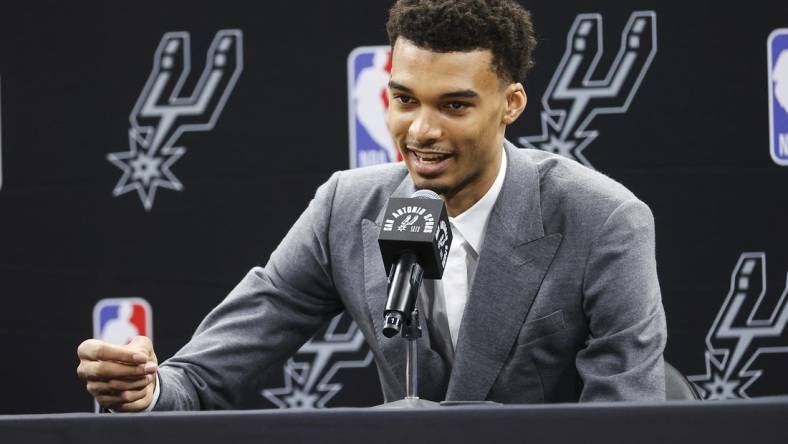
[0,0,787,414]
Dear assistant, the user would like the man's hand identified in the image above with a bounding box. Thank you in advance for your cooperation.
[77,336,158,412]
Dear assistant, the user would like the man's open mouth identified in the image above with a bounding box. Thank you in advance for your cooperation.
[407,148,453,176]
[412,151,451,163]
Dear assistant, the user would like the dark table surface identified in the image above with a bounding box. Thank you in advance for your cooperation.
[3,397,788,444]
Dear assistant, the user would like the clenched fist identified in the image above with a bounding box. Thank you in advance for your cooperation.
[77,336,158,412]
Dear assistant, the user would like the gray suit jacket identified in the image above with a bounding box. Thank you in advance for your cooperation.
[155,142,667,410]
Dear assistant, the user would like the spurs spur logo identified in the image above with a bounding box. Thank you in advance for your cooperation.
[397,214,419,232]
[519,12,657,168]
[107,30,243,211]
[383,205,434,234]
[688,253,788,399]
[436,219,450,267]
[262,315,373,408]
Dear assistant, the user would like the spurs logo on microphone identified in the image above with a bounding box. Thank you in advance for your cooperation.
[519,12,657,168]
[688,253,788,399]
[383,205,435,234]
[107,30,243,211]
[261,315,373,408]
[436,219,450,268]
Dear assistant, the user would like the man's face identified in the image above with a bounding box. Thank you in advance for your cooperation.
[387,38,523,213]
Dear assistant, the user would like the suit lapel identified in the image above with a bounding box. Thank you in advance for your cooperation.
[446,142,563,401]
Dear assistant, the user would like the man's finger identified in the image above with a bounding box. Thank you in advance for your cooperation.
[114,394,154,413]
[94,394,124,410]
[78,360,157,380]
[116,373,156,383]
[77,340,148,364]
[95,388,148,409]
[118,388,148,404]
[87,377,151,396]
[127,336,155,356]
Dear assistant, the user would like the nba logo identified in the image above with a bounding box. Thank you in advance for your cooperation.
[347,46,401,169]
[768,29,788,166]
[93,298,153,345]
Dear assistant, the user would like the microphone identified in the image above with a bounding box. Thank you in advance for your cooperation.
[378,189,452,338]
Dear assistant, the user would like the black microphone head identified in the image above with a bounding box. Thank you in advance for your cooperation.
[411,189,440,200]
[377,190,453,279]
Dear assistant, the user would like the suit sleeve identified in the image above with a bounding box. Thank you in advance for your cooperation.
[154,172,344,410]
[576,199,667,401]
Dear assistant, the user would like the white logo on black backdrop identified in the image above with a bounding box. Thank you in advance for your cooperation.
[107,30,243,211]
[688,253,788,399]
[261,315,373,408]
[519,12,657,168]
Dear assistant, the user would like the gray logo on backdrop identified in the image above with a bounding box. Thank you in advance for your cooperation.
[519,11,657,168]
[261,314,373,408]
[107,30,243,211]
[689,252,788,399]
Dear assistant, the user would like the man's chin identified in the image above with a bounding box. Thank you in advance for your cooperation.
[410,176,452,196]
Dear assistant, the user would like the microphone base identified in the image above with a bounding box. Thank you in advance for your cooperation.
[373,397,441,409]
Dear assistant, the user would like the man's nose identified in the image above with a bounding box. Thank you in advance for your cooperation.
[408,109,442,143]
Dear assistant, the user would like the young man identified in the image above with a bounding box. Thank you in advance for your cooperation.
[77,0,666,411]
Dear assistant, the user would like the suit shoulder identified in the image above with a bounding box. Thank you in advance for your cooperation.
[523,149,639,202]
[514,149,650,225]
[332,162,408,197]
[327,162,409,221]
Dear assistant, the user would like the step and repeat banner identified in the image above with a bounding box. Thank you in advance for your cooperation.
[0,1,786,413]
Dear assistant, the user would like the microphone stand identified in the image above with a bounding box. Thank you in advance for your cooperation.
[404,308,421,400]
[376,308,439,409]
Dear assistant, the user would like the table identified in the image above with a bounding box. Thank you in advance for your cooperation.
[2,397,787,444]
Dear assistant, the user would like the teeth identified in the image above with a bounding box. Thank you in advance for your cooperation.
[415,152,448,162]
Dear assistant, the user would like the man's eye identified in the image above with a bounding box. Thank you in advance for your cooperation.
[394,95,415,104]
[446,102,469,111]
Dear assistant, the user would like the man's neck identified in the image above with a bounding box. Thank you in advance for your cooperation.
[443,148,503,217]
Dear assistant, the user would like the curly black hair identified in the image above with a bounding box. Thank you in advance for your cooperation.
[386,0,537,83]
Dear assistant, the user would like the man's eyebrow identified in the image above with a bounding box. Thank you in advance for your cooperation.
[388,81,413,93]
[387,81,479,99]
[440,89,479,99]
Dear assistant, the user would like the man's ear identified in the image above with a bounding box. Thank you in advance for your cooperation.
[502,82,527,125]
